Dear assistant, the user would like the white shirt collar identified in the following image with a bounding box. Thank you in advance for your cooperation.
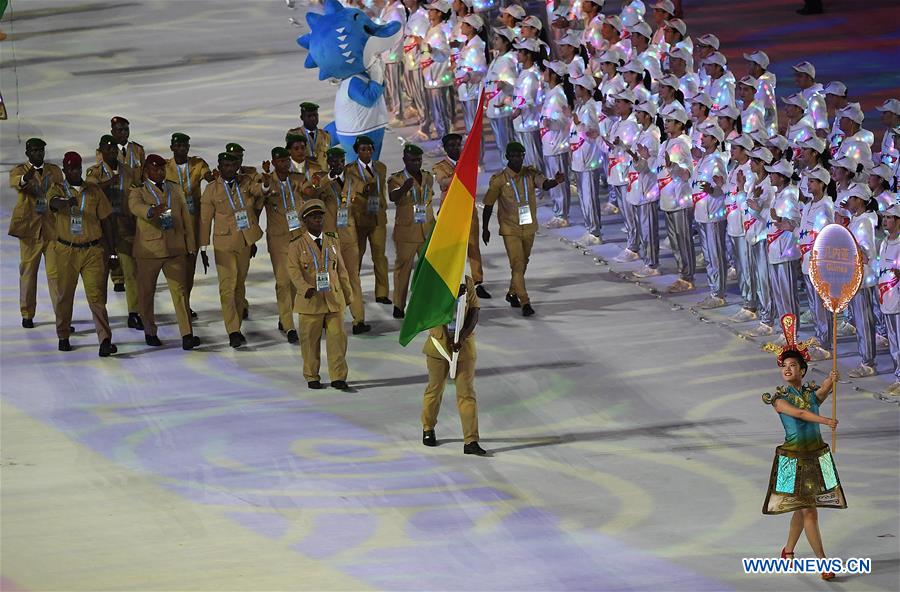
[292,159,306,171]
[308,230,322,241]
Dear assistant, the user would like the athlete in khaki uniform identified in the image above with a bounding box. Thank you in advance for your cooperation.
[421,275,487,455]
[388,143,436,318]
[8,137,63,328]
[317,146,370,335]
[86,134,142,331]
[345,135,391,304]
[287,199,354,390]
[166,132,213,317]
[200,151,267,348]
[129,154,200,350]
[285,133,323,185]
[224,142,262,321]
[287,101,331,170]
[483,142,565,317]
[432,133,491,299]
[260,147,307,344]
[47,151,118,357]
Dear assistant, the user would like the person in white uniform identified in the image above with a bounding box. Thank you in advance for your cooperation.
[483,27,518,166]
[725,134,757,322]
[743,51,777,137]
[542,61,575,229]
[510,38,545,171]
[877,204,900,395]
[797,165,835,361]
[792,61,829,138]
[629,101,664,277]
[570,74,605,246]
[692,121,730,308]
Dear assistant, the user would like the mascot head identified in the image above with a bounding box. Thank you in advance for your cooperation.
[298,0,402,81]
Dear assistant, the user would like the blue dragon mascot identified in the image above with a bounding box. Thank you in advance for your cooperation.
[297,0,401,160]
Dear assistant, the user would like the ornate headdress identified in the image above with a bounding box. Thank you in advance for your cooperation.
[764,314,814,365]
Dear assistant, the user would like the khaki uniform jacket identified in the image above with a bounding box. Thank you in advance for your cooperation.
[199,177,266,252]
[423,276,479,361]
[46,182,113,244]
[287,126,332,170]
[344,159,388,227]
[388,169,436,243]
[483,166,547,237]
[86,161,139,252]
[265,174,307,243]
[96,141,145,179]
[318,175,358,241]
[287,232,353,314]
[432,157,479,222]
[8,162,64,240]
[128,181,196,259]
[165,156,210,216]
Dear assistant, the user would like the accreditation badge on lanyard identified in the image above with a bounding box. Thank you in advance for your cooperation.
[178,164,196,214]
[279,180,301,231]
[334,180,349,228]
[147,181,174,230]
[405,171,428,224]
[66,183,86,235]
[311,242,331,292]
[360,161,380,214]
[35,174,51,214]
[508,173,532,225]
[225,182,250,230]
[102,163,126,213]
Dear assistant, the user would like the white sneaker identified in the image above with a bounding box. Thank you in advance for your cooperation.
[545,216,565,229]
[744,322,774,337]
[848,364,876,378]
[600,202,619,215]
[633,265,660,278]
[836,321,856,337]
[799,310,813,325]
[697,295,727,309]
[727,266,737,281]
[614,249,641,263]
[579,233,603,246]
[730,308,758,323]
[667,279,695,294]
[886,381,900,396]
[807,345,831,362]
[876,334,890,350]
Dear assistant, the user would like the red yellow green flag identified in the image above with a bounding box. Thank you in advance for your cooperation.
[399,91,485,346]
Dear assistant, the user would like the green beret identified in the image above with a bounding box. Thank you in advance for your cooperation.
[171,132,191,144]
[299,102,320,112]
[25,138,46,149]
[326,147,346,158]
[404,143,424,156]
[441,133,463,146]
[285,133,306,146]
[271,146,290,160]
[98,134,116,147]
[505,141,527,155]
[218,152,239,162]
[225,143,245,154]
[353,135,375,148]
[301,199,326,218]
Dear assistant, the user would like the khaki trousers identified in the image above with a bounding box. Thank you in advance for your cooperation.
[356,223,390,299]
[213,247,251,334]
[136,255,192,337]
[339,235,365,324]
[115,251,140,313]
[468,214,483,285]
[184,252,198,310]
[299,311,348,382]
[502,234,535,305]
[268,237,296,332]
[422,354,479,444]
[17,237,58,319]
[53,243,111,343]
[392,239,424,311]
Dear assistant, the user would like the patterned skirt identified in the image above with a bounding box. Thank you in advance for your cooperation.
[762,444,847,515]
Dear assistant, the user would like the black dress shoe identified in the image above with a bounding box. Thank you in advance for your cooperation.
[127,312,144,331]
[229,332,244,348]
[70,326,75,333]
[308,380,324,389]
[58,338,72,352]
[423,430,437,447]
[114,283,125,293]
[522,303,535,317]
[242,307,249,320]
[376,297,393,305]
[145,334,163,346]
[393,306,405,319]
[190,308,198,319]
[331,380,349,390]
[475,284,492,299]
[98,338,117,357]
[278,321,285,333]
[182,334,201,350]
[239,332,247,344]
[505,293,521,308]
[463,441,488,456]
[22,318,34,329]
[287,330,299,344]
[352,322,371,335]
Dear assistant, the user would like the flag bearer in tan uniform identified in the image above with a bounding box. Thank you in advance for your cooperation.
[345,135,391,305]
[287,199,354,391]
[200,151,268,348]
[166,132,213,318]
[261,147,306,344]
[129,154,200,351]
[421,275,487,456]
[431,133,491,299]
[47,151,118,357]
[8,137,63,328]
[388,143,436,319]
[86,134,142,331]
[287,102,331,170]
[482,142,565,318]
[318,146,370,335]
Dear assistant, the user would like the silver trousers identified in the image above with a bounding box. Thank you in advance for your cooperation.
[384,62,404,118]
[849,285,876,367]
[576,169,603,237]
[516,130,544,171]
[636,201,660,268]
[403,67,430,133]
[618,191,640,252]
[544,153,571,219]
[803,273,833,348]
[748,240,774,326]
[489,117,514,165]
[731,235,754,310]
[884,312,900,379]
[664,209,695,282]
[700,220,727,298]
[462,100,484,162]
[872,286,887,337]
[427,86,453,140]
[607,182,620,208]
[768,259,800,323]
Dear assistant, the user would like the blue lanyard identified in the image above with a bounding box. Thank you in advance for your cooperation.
[278,178,296,210]
[176,163,191,194]
[303,128,316,154]
[145,180,171,209]
[403,170,428,204]
[223,181,245,210]
[122,144,136,168]
[357,160,380,195]
[506,173,528,205]
[101,162,125,192]
[329,176,350,205]
[63,181,86,211]
[309,237,329,271]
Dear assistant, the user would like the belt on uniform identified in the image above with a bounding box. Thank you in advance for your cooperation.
[58,238,100,248]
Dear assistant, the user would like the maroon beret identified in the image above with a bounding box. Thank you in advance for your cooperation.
[145,154,166,168]
[110,116,130,126]
[62,151,82,167]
